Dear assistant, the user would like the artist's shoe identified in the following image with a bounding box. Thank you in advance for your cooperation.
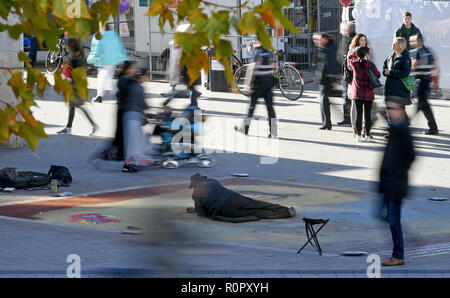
[288,207,296,217]
[424,129,439,135]
[57,127,72,135]
[382,258,405,266]
[319,125,332,130]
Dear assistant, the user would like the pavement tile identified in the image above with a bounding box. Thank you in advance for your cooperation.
[300,274,320,278]
[424,274,445,278]
[282,274,302,278]
[264,274,284,278]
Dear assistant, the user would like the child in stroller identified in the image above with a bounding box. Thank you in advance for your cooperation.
[149,104,215,169]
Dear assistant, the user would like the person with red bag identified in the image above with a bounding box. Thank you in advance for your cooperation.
[349,46,380,143]
[57,39,99,136]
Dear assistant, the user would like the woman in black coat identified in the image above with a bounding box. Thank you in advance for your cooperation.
[383,37,412,105]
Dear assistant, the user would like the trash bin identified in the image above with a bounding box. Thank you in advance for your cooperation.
[208,50,230,92]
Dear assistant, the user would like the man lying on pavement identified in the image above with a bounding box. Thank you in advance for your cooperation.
[186,173,297,223]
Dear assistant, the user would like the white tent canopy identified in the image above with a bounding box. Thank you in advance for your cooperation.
[353,0,450,90]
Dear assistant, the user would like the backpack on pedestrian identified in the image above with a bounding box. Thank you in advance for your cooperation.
[342,55,353,84]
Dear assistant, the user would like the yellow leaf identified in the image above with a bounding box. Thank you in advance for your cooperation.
[16,103,39,127]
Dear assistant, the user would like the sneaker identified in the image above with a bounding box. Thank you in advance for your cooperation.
[92,96,102,103]
[365,136,371,143]
[234,125,248,135]
[122,164,138,173]
[57,127,72,135]
[90,125,100,136]
[288,207,296,217]
[424,130,439,135]
[357,135,364,142]
[337,120,351,126]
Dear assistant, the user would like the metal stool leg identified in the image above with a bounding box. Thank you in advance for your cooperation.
[297,223,315,254]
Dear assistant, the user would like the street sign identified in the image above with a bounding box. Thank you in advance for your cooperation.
[339,0,353,6]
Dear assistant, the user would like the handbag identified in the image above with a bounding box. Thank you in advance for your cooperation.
[368,67,382,89]
[400,76,416,91]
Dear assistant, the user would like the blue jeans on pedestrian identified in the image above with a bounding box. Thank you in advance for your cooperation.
[386,195,404,260]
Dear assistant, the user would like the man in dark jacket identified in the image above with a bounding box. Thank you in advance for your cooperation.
[188,174,296,222]
[338,22,356,126]
[378,99,415,267]
[395,11,421,52]
[235,40,277,138]
[313,33,341,130]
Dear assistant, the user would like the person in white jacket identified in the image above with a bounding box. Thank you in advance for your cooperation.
[88,23,128,103]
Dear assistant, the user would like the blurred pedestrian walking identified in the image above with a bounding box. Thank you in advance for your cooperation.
[117,61,153,173]
[313,33,340,130]
[349,46,380,143]
[57,38,99,136]
[410,33,439,135]
[235,40,278,138]
[90,23,128,103]
[378,99,415,267]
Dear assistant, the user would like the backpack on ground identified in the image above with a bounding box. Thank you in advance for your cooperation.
[0,167,51,189]
[48,165,72,186]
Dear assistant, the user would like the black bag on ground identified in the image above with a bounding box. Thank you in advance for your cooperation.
[0,167,51,189]
[48,165,72,186]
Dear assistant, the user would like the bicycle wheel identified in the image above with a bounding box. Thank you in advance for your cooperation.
[45,50,62,74]
[278,65,304,101]
[233,65,250,97]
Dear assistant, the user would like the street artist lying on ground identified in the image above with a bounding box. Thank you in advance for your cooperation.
[186,173,297,222]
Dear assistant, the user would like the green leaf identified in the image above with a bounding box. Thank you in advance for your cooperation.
[194,10,230,41]
[0,109,10,143]
[54,71,75,102]
[71,67,89,100]
[18,52,31,66]
[17,121,48,151]
[0,0,13,19]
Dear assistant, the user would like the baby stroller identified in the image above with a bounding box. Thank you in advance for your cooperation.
[149,104,216,169]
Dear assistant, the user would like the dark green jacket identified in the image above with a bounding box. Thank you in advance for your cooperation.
[395,23,421,51]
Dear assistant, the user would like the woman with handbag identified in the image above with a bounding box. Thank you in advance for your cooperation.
[382,37,412,139]
[346,34,372,136]
[349,46,381,143]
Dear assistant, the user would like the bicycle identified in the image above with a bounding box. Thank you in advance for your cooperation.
[45,33,94,75]
[233,50,304,101]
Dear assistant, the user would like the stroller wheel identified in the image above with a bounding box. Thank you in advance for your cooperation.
[162,159,179,169]
[197,154,216,168]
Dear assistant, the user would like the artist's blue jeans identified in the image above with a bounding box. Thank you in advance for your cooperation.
[386,196,404,260]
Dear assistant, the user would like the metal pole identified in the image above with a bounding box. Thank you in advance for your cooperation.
[148,6,153,81]
[237,0,242,62]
